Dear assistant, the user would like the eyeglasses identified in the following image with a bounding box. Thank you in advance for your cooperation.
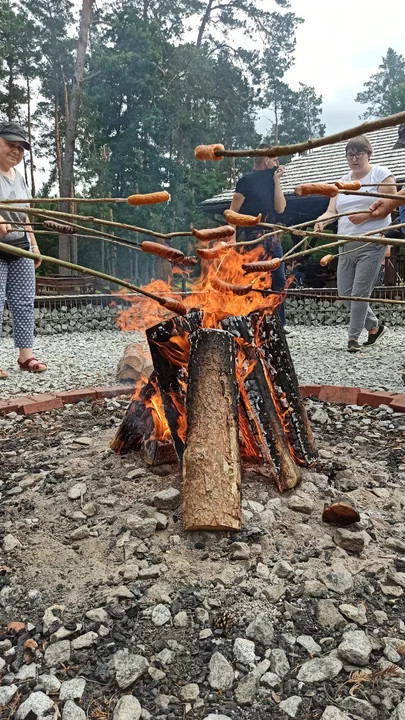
[346,152,366,160]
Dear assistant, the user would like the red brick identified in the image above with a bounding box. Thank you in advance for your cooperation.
[94,384,136,399]
[19,393,63,415]
[58,388,97,404]
[318,385,360,405]
[299,385,322,398]
[357,390,395,409]
[389,394,405,412]
[0,397,26,415]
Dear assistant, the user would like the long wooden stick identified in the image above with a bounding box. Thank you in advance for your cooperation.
[210,110,405,158]
[0,196,156,205]
[259,288,405,307]
[337,189,405,202]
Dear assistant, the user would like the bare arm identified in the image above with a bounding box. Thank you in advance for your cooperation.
[26,216,41,268]
[314,196,338,232]
[349,175,397,224]
[368,186,405,220]
[274,167,286,214]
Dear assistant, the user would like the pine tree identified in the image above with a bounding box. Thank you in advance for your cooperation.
[355,48,405,118]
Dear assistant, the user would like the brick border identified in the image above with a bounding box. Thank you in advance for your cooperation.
[0,383,404,416]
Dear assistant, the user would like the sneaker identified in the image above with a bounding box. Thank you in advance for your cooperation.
[363,322,387,346]
[347,339,362,353]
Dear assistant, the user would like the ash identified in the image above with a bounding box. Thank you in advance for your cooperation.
[1,395,405,719]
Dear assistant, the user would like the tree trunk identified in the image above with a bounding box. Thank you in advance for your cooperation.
[26,76,35,196]
[196,0,214,48]
[183,328,241,531]
[59,0,95,273]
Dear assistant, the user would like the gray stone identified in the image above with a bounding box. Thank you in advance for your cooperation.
[179,683,200,701]
[113,695,142,720]
[297,635,321,656]
[303,580,327,598]
[71,632,98,650]
[70,525,90,541]
[339,603,367,626]
[288,494,314,514]
[338,630,372,666]
[62,701,86,720]
[153,488,181,510]
[208,652,234,690]
[15,691,55,719]
[321,568,353,594]
[297,656,343,683]
[126,515,157,539]
[234,670,259,705]
[60,678,86,701]
[263,584,286,603]
[233,638,255,665]
[154,512,168,530]
[256,562,270,579]
[321,708,350,720]
[156,648,174,666]
[125,469,145,480]
[68,482,87,500]
[85,607,110,624]
[15,663,38,681]
[114,650,149,689]
[341,696,378,719]
[270,648,290,678]
[138,564,162,580]
[38,674,61,693]
[152,604,171,627]
[279,696,302,718]
[44,639,71,667]
[246,614,274,647]
[335,528,365,554]
[3,534,22,552]
[230,542,250,560]
[384,645,401,663]
[204,716,232,720]
[0,684,18,706]
[173,611,188,628]
[391,700,405,719]
[148,666,166,682]
[260,672,281,688]
[273,560,294,578]
[316,600,345,629]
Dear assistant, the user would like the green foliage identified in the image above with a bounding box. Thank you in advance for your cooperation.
[355,48,405,118]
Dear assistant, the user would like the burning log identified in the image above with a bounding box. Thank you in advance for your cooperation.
[110,376,157,454]
[182,329,241,531]
[141,438,178,466]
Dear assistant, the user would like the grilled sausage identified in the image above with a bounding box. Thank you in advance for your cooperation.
[141,241,184,262]
[211,277,253,295]
[43,219,77,234]
[294,183,338,198]
[174,255,199,267]
[192,225,235,242]
[127,191,170,206]
[334,180,362,191]
[196,242,230,259]
[194,143,225,161]
[158,297,188,315]
[223,209,262,226]
[242,258,282,274]
[319,254,334,266]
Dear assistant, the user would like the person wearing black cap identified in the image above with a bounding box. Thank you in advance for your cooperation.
[363,124,405,222]
[0,121,47,379]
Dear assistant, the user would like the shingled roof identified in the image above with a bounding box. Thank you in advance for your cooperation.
[201,125,405,211]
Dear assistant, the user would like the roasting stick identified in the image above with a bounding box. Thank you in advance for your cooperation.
[254,288,405,308]
[0,242,188,315]
[194,110,405,160]
[0,191,171,206]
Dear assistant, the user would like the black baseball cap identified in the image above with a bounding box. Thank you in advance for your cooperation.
[393,123,405,150]
[0,122,30,150]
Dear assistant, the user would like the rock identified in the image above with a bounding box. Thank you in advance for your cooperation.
[62,701,86,720]
[339,603,367,626]
[338,630,372,666]
[139,564,162,580]
[179,683,200,701]
[384,644,401,663]
[85,607,110,624]
[279,696,302,718]
[44,639,71,667]
[195,607,209,624]
[384,637,405,654]
[126,515,157,539]
[204,716,232,720]
[256,562,270,579]
[230,542,250,560]
[316,600,345,629]
[60,678,86,701]
[173,611,188,628]
[341,696,378,719]
[234,670,259,705]
[153,488,181,510]
[38,674,61,693]
[82,502,97,517]
[68,482,87,500]
[335,528,365,553]
[125,468,145,480]
[263,584,286,603]
[152,604,171,627]
[156,648,174,666]
[233,638,256,665]
[149,666,166,682]
[288,494,314,514]
[154,512,168,530]
[297,635,321,656]
[108,586,134,600]
[321,708,350,720]
[15,691,55,719]
[303,580,327,598]
[70,525,90,541]
[297,656,343,683]
[15,663,38,681]
[71,632,98,650]
[270,648,290,678]
[273,560,294,578]
[246,614,274,647]
[260,672,281,688]
[391,700,405,719]
[321,568,353,594]
[123,565,139,582]
[0,684,18,706]
[208,652,234,690]
[113,695,142,720]
[114,650,149,689]
[3,534,22,552]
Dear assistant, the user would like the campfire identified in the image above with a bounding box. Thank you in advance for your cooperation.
[111,244,318,532]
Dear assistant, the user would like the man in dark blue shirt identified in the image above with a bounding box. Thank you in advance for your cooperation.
[228,144,288,327]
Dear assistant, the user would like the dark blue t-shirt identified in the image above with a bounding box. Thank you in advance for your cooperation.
[400,185,405,235]
[235,167,277,224]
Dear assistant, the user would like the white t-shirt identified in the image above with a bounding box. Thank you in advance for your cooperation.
[336,165,392,238]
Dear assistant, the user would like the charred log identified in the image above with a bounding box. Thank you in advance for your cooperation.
[183,329,241,531]
[141,438,178,466]
[110,376,156,455]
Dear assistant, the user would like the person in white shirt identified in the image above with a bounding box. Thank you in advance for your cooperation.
[314,134,396,353]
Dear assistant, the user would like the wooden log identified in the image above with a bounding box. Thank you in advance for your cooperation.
[110,377,155,454]
[141,438,178,466]
[146,310,203,461]
[182,328,241,531]
[222,313,301,491]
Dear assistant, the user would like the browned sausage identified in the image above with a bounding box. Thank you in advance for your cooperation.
[174,255,198,267]
[141,241,184,262]
[194,143,225,161]
[158,297,188,315]
[242,259,282,275]
[334,180,361,191]
[192,225,235,242]
[319,254,334,266]
[223,209,262,226]
[294,183,338,198]
[127,191,170,206]
[211,277,253,295]
[196,242,230,260]
[43,219,77,234]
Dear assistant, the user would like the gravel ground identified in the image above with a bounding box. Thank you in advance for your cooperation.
[0,325,404,398]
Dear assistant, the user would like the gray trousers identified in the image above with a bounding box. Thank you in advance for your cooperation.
[337,241,385,340]
[0,257,35,348]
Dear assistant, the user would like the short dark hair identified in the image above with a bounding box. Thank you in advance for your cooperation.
[257,143,272,150]
[345,135,373,158]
